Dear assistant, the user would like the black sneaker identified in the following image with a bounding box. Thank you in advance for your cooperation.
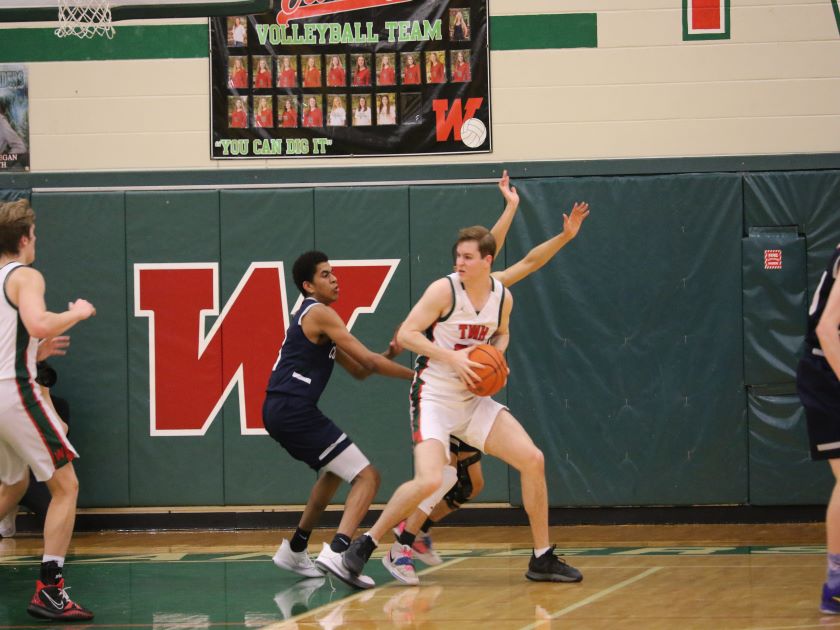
[342,535,376,576]
[27,578,94,621]
[525,546,583,583]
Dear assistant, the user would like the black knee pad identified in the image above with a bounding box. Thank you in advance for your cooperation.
[443,451,482,510]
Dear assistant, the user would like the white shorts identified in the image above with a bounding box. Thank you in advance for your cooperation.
[411,393,506,454]
[321,442,370,484]
[0,379,77,484]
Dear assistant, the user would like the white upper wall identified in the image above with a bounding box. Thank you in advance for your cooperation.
[8,0,840,171]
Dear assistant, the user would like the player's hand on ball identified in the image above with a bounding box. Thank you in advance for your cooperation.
[69,299,96,319]
[449,347,482,388]
[563,201,590,239]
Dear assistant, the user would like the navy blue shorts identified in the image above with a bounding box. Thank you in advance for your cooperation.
[262,395,352,471]
[797,353,840,460]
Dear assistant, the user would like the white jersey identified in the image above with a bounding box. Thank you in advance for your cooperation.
[0,262,37,381]
[412,272,507,401]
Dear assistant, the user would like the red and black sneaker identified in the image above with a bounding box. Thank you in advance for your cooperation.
[27,578,94,621]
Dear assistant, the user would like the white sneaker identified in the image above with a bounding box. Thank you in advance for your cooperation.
[382,541,419,586]
[272,539,323,578]
[273,576,326,619]
[315,543,375,590]
[0,511,16,538]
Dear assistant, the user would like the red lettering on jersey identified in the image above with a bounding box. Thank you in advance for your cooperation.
[135,260,399,436]
[458,324,469,339]
[466,324,489,341]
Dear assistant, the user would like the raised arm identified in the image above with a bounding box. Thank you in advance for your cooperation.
[310,304,413,381]
[10,267,95,339]
[493,201,590,288]
[489,169,519,256]
[817,266,840,381]
[397,278,482,386]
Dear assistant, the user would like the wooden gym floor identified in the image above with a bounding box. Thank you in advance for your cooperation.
[0,522,833,629]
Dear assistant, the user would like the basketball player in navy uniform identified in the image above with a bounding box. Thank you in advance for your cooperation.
[797,244,840,614]
[264,250,413,589]
[342,226,583,586]
[0,199,96,621]
[393,172,590,570]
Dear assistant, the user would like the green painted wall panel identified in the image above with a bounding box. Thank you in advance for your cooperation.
[489,13,597,50]
[0,14,597,63]
[507,174,746,506]
[219,188,315,505]
[33,191,129,507]
[408,183,512,503]
[126,190,224,506]
[314,186,412,501]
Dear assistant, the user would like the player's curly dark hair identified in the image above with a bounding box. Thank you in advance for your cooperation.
[293,250,328,296]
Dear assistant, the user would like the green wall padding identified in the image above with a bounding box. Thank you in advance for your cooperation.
[748,386,833,504]
[507,174,747,505]
[14,166,839,509]
[742,227,807,386]
[34,191,129,507]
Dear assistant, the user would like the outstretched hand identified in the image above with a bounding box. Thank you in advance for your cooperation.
[498,169,519,208]
[563,202,590,239]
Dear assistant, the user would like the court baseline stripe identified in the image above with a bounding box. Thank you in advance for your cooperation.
[276,556,470,628]
[517,566,663,630]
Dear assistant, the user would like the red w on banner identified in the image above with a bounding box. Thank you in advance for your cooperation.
[135,260,399,436]
[432,98,484,142]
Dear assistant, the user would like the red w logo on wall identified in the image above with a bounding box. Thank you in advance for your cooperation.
[134,260,399,436]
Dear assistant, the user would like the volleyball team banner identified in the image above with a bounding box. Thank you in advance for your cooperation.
[209,0,490,159]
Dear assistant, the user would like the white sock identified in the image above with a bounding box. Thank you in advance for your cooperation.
[533,547,550,558]
[42,555,64,567]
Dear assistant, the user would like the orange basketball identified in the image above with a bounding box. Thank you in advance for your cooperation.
[467,344,508,397]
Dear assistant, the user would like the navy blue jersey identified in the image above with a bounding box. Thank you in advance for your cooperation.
[806,245,840,353]
[266,298,336,403]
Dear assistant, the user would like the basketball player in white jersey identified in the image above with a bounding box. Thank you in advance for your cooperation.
[342,225,583,585]
[394,173,590,566]
[0,199,96,621]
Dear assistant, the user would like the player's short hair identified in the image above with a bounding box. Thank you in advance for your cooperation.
[455,225,496,260]
[0,199,35,256]
[293,250,329,295]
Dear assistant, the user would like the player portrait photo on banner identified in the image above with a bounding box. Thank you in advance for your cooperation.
[209,0,490,159]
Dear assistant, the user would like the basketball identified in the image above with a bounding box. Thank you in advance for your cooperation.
[460,117,487,148]
[467,343,508,397]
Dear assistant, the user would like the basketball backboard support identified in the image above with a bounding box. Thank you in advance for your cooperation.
[0,0,274,22]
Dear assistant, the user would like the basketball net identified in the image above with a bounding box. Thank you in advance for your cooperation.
[55,0,115,39]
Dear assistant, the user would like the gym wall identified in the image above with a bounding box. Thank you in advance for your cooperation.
[0,0,838,509]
